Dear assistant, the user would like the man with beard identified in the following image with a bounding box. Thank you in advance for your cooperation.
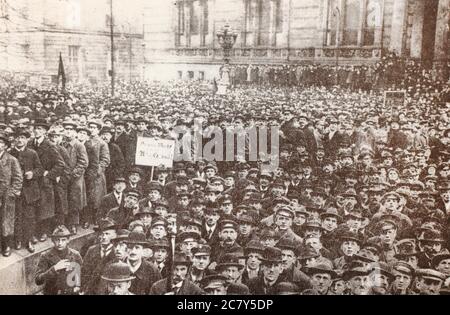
[415,269,446,295]
[150,252,204,295]
[35,226,83,295]
[210,220,241,265]
[188,244,212,286]
[416,229,446,268]
[125,231,161,295]
[101,261,135,295]
[81,218,117,294]
[247,247,285,294]
[106,189,140,228]
[368,262,394,295]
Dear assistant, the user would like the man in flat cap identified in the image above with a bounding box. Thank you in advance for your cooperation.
[125,231,161,295]
[35,225,82,295]
[62,120,89,234]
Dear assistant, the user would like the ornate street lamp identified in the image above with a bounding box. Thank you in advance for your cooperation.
[215,24,238,94]
[216,24,238,64]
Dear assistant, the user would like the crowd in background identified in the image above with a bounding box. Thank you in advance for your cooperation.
[0,56,449,295]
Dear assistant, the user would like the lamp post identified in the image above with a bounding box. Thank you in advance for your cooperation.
[216,24,238,94]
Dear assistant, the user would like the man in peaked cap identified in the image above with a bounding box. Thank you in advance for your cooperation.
[101,261,136,295]
[274,205,303,246]
[416,228,446,268]
[188,244,213,286]
[82,217,118,294]
[395,238,420,269]
[216,253,246,285]
[150,252,204,295]
[415,269,446,295]
[35,225,83,295]
[201,273,229,295]
[211,219,242,265]
[124,231,161,295]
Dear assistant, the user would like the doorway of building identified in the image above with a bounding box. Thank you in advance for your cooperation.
[421,0,439,66]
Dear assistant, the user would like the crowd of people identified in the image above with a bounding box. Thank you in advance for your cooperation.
[0,58,449,295]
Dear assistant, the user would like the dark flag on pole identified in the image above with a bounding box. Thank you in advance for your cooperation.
[57,52,66,91]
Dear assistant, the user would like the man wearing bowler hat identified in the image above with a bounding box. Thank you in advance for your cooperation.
[150,252,204,295]
[101,261,135,295]
[35,225,83,295]
[125,231,161,295]
[10,128,43,253]
[82,218,117,294]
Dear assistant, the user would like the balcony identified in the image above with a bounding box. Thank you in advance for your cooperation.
[147,46,383,64]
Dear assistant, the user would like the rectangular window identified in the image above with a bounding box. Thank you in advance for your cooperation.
[177,71,183,79]
[190,0,201,35]
[68,45,80,64]
[342,0,360,46]
[199,71,205,80]
[188,71,194,79]
[178,1,185,35]
[364,0,382,46]
[275,0,283,33]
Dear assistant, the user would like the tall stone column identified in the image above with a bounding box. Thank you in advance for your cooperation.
[410,0,425,59]
[185,0,191,47]
[253,0,261,47]
[434,0,449,71]
[269,0,277,46]
[318,0,330,47]
[389,0,407,55]
[373,0,385,46]
[357,0,367,46]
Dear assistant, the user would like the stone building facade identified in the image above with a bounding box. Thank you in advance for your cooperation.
[144,0,449,81]
[0,0,144,85]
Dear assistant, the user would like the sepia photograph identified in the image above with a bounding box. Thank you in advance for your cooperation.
[0,0,449,296]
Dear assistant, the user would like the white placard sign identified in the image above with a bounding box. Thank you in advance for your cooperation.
[135,137,176,168]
